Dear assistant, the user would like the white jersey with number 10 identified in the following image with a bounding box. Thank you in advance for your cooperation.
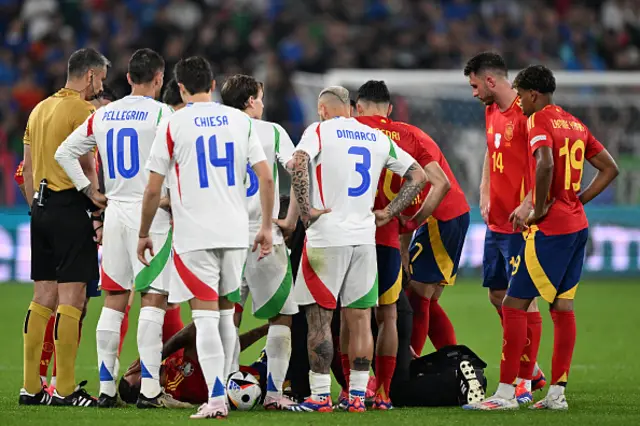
[295,117,415,248]
[146,102,267,254]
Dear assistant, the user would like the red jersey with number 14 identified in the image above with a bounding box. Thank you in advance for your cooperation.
[356,115,469,248]
[485,98,530,233]
[527,105,604,235]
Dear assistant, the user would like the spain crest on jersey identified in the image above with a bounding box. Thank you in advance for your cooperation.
[505,122,514,142]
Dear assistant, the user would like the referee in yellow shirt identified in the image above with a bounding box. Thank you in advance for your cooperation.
[20,48,108,407]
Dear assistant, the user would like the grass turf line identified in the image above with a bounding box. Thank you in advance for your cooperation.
[0,279,638,425]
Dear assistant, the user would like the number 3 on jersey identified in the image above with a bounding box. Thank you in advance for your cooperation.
[196,135,235,188]
[348,146,371,197]
[106,128,139,179]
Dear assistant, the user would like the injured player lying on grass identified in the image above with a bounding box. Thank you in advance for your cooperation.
[118,322,270,406]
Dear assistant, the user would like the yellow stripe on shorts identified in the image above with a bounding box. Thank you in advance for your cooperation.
[379,267,402,306]
[427,217,455,284]
[524,226,556,303]
[557,283,579,300]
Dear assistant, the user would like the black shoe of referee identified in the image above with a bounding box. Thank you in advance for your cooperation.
[97,393,120,408]
[51,381,97,407]
[19,387,52,406]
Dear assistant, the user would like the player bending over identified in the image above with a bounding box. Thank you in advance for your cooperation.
[139,56,274,420]
[464,52,546,403]
[289,86,426,413]
[348,80,451,410]
[220,74,300,410]
[465,65,618,411]
[56,49,177,409]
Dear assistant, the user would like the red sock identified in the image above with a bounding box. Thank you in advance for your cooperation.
[428,299,457,349]
[341,353,350,388]
[39,315,55,377]
[52,350,56,380]
[496,306,504,325]
[500,306,528,385]
[163,305,184,343]
[409,292,431,356]
[518,311,542,380]
[375,355,396,399]
[550,310,576,385]
[118,305,131,356]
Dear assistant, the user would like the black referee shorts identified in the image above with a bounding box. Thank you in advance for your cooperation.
[30,189,99,283]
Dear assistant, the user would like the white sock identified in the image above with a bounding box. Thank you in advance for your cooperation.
[496,382,516,399]
[265,325,292,398]
[96,307,124,397]
[193,310,226,404]
[230,327,241,374]
[309,371,331,399]
[218,309,237,381]
[138,306,165,398]
[517,377,532,392]
[533,363,540,376]
[40,375,47,384]
[349,369,369,400]
[548,384,565,397]
[50,376,56,387]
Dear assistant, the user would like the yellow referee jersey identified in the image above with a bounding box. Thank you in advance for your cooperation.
[23,88,95,192]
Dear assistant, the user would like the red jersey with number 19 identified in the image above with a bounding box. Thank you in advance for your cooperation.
[527,105,604,235]
[485,98,530,233]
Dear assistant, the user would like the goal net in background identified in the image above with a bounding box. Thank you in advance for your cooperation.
[292,70,640,275]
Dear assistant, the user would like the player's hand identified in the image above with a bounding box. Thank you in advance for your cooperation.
[509,201,533,232]
[125,359,141,377]
[137,236,155,267]
[480,194,490,224]
[83,184,107,210]
[93,221,103,244]
[525,198,555,226]
[373,209,392,227]
[410,345,419,360]
[273,218,296,242]
[252,227,273,261]
[302,208,332,229]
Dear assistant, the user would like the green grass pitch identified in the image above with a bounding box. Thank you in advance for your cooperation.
[0,278,639,425]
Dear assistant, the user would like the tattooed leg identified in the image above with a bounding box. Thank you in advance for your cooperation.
[306,304,334,374]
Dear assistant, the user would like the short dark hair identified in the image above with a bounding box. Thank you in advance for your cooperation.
[118,377,140,405]
[128,48,165,85]
[174,56,213,96]
[513,65,556,94]
[357,80,391,104]
[463,52,507,77]
[68,48,110,79]
[162,78,183,107]
[99,85,119,102]
[221,74,263,110]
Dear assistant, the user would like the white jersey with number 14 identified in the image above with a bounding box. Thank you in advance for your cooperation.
[146,102,267,254]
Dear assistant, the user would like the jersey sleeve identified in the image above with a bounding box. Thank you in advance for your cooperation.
[54,112,99,191]
[146,120,172,177]
[294,122,321,160]
[23,114,31,146]
[247,118,267,166]
[384,137,414,177]
[274,123,296,167]
[585,129,605,159]
[14,161,24,186]
[527,112,553,153]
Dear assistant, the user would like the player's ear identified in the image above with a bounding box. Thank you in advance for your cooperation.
[210,80,216,93]
[486,75,496,89]
[387,103,393,117]
[126,73,133,86]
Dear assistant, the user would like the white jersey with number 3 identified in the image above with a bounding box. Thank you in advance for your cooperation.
[245,119,295,245]
[295,117,415,248]
[57,95,173,233]
[146,102,267,254]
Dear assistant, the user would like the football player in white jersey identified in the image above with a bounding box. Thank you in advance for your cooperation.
[138,56,275,420]
[220,74,300,410]
[288,86,427,413]
[55,49,189,409]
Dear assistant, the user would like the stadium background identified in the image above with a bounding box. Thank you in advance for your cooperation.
[0,1,639,424]
[0,0,638,281]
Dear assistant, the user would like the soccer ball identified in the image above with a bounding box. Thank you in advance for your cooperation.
[226,371,262,411]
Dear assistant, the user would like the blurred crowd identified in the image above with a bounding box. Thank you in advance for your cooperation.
[0,0,639,205]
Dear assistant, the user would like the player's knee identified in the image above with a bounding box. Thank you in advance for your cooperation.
[219,296,235,310]
[489,289,506,309]
[104,290,130,312]
[269,313,292,327]
[57,282,87,310]
[32,281,58,310]
[376,304,397,325]
[502,295,532,311]
[141,291,168,309]
[550,298,573,312]
[411,280,438,299]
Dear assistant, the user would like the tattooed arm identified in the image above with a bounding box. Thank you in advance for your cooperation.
[305,304,334,374]
[290,150,331,229]
[374,162,427,227]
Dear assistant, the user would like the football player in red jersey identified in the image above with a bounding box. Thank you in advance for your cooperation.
[465,65,618,411]
[351,80,452,410]
[464,52,545,403]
